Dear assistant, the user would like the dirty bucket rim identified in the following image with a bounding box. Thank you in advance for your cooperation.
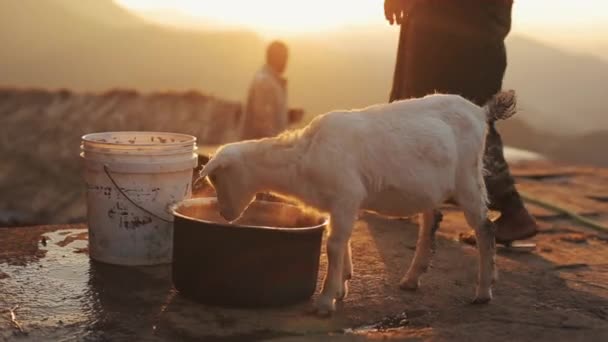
[171,197,328,233]
[82,131,197,148]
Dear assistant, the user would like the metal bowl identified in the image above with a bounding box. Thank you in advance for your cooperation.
[170,197,327,307]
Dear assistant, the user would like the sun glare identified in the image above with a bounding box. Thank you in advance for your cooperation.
[115,0,608,39]
[115,0,380,35]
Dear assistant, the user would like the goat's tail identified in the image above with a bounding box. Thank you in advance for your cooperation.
[484,90,517,123]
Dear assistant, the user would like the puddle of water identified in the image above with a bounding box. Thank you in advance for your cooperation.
[0,229,173,341]
[344,312,409,334]
[1,231,92,326]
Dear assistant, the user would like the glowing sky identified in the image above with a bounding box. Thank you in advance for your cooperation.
[114,0,608,58]
[114,0,608,35]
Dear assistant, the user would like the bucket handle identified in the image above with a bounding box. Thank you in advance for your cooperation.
[103,164,173,223]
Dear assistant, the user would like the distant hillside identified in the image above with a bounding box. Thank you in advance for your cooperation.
[498,118,608,167]
[0,0,264,101]
[504,37,608,135]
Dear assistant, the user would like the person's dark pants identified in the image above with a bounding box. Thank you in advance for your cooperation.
[390,1,523,213]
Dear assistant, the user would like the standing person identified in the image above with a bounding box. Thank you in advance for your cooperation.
[241,40,304,140]
[384,0,538,243]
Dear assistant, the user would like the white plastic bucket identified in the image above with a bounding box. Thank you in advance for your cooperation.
[81,132,198,266]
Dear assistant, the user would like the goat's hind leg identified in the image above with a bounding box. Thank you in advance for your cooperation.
[460,197,497,304]
[400,209,443,290]
[473,218,497,303]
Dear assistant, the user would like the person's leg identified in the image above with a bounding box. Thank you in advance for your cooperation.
[389,24,409,103]
[390,5,444,102]
[441,33,538,243]
[463,41,538,243]
[484,124,538,242]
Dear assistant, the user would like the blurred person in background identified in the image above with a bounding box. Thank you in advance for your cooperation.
[384,0,538,243]
[241,40,304,140]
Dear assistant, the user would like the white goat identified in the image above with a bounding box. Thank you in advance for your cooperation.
[199,91,517,316]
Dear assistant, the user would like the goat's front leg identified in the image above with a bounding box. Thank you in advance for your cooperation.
[337,239,352,301]
[314,208,357,316]
[400,209,442,290]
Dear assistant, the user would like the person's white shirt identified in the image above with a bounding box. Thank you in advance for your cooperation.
[241,64,288,140]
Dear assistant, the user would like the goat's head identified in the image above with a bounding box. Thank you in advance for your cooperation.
[199,144,257,222]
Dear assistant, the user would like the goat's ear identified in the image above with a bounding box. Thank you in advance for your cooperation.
[199,155,224,179]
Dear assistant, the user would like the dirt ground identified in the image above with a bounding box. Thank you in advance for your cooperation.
[1,161,607,341]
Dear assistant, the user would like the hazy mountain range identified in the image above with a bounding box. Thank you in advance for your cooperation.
[1,0,607,165]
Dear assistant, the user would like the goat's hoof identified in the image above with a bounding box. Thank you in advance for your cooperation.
[336,281,349,301]
[472,288,493,304]
[471,295,492,305]
[399,278,419,291]
[313,297,336,317]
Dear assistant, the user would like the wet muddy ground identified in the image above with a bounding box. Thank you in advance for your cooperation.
[1,162,608,341]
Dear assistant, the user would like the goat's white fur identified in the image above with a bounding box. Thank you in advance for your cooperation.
[200,91,516,315]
